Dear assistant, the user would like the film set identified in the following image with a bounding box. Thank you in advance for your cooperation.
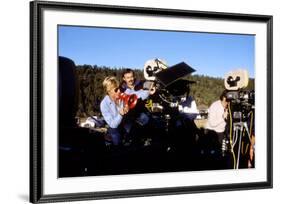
[59,56,255,177]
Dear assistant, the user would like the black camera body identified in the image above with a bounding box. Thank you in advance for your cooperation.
[153,79,191,114]
[143,60,196,116]
[224,69,255,121]
[226,90,255,107]
[226,90,255,122]
[224,69,255,168]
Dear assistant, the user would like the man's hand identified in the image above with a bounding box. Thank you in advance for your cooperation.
[119,105,129,116]
[149,82,156,95]
[149,86,156,95]
[223,110,228,119]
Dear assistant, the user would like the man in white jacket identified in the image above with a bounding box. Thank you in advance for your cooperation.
[205,90,229,146]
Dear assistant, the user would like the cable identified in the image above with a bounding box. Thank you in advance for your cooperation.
[228,105,236,169]
[145,99,153,110]
[249,111,254,137]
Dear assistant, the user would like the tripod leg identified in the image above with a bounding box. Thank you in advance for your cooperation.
[236,125,243,169]
[243,122,251,141]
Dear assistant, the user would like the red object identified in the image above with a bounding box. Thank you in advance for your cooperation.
[118,93,138,109]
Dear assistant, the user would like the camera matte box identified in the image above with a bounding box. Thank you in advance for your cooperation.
[155,62,196,87]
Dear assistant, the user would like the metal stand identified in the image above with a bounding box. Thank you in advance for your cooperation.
[164,114,171,132]
[232,121,251,169]
[164,114,172,151]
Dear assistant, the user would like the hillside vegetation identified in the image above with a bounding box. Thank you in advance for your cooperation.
[75,64,254,117]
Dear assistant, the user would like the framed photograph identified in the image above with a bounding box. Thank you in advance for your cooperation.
[30,0,273,203]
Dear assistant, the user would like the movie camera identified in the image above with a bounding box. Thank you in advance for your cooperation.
[223,69,255,168]
[143,58,196,115]
[224,69,255,122]
[142,59,198,153]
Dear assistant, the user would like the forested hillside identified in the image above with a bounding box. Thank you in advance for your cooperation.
[75,64,254,117]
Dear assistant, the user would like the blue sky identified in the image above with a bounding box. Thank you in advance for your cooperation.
[58,25,255,78]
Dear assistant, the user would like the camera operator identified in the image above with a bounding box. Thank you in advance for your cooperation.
[205,90,229,149]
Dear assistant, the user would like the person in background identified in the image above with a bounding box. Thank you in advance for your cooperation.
[120,69,158,146]
[120,68,156,126]
[205,90,229,147]
[120,68,155,100]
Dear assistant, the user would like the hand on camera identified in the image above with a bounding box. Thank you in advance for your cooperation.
[149,86,156,95]
[223,110,228,119]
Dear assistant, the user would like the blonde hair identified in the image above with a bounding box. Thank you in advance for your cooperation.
[102,76,119,93]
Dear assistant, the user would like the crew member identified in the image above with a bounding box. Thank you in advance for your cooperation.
[121,69,157,125]
[120,68,155,99]
[205,90,229,147]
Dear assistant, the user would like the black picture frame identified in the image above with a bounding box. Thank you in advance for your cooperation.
[30,0,273,203]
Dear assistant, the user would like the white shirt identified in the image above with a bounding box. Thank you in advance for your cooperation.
[205,100,226,133]
[124,88,149,100]
[178,96,199,120]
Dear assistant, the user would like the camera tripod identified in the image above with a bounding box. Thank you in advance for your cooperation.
[231,121,251,169]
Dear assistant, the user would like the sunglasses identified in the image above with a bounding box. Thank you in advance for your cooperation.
[112,87,119,93]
